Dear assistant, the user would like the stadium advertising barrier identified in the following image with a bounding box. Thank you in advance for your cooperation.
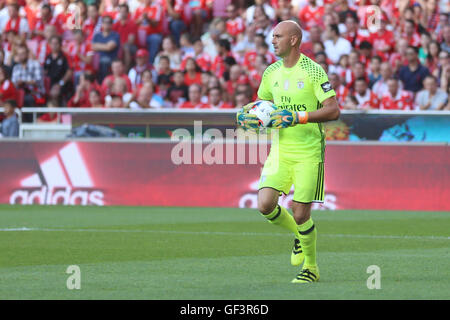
[0,140,448,211]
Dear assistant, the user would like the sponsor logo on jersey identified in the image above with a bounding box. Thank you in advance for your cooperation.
[321,81,332,93]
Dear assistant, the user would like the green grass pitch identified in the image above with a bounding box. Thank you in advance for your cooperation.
[0,205,448,300]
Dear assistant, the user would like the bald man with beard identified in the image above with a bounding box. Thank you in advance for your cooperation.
[236,20,340,284]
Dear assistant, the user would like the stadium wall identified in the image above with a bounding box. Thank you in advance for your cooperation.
[1,140,448,211]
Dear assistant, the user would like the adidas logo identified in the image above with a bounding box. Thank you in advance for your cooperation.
[274,82,279,87]
[10,142,104,206]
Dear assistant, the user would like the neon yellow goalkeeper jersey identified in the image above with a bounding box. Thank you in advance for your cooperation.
[257,54,336,162]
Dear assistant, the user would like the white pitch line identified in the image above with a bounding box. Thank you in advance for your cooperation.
[0,227,449,241]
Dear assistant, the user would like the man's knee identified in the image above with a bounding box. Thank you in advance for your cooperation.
[292,201,312,224]
[257,189,279,215]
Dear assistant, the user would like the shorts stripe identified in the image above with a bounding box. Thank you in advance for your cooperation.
[315,162,324,201]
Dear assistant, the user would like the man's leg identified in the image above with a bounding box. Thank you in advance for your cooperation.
[290,162,323,283]
[169,19,186,46]
[146,33,162,65]
[257,188,300,238]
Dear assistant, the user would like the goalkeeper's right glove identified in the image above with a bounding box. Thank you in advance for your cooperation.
[236,103,260,131]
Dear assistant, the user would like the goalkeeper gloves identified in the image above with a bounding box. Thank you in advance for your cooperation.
[236,103,261,132]
[269,109,308,129]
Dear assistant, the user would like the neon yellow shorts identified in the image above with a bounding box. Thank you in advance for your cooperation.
[258,152,325,203]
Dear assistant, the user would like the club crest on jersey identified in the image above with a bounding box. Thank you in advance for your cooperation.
[284,80,289,90]
[297,81,304,89]
[321,81,332,93]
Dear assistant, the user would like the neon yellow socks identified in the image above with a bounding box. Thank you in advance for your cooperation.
[297,217,317,267]
[262,205,300,238]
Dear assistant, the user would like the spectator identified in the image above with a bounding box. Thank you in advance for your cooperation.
[156,55,173,88]
[134,0,163,64]
[186,0,213,38]
[101,59,132,96]
[439,52,450,93]
[165,0,187,46]
[324,23,352,64]
[11,44,45,108]
[418,32,432,65]
[154,36,182,71]
[83,2,102,42]
[91,15,121,83]
[426,40,442,76]
[398,46,430,93]
[34,24,57,66]
[389,38,409,74]
[88,89,104,108]
[1,0,29,40]
[201,18,228,59]
[183,58,202,86]
[128,82,163,109]
[336,0,357,24]
[179,34,195,58]
[234,90,252,109]
[44,35,73,103]
[441,25,450,54]
[101,0,121,21]
[402,19,421,47]
[0,66,17,104]
[300,25,322,59]
[353,77,379,110]
[67,72,101,108]
[166,70,188,108]
[0,48,12,78]
[1,99,19,137]
[205,86,234,109]
[246,0,276,26]
[415,75,448,110]
[225,3,245,41]
[368,56,382,88]
[37,100,59,123]
[380,78,414,110]
[65,29,95,87]
[179,83,209,108]
[211,38,233,78]
[298,0,324,31]
[128,49,152,91]
[113,3,138,71]
[180,38,212,73]
[368,15,395,61]
[329,72,349,108]
[32,4,59,42]
[342,15,368,49]
[372,61,402,98]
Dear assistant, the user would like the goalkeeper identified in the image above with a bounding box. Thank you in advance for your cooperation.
[237,20,340,283]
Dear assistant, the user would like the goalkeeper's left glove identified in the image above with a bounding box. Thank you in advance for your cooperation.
[269,109,308,129]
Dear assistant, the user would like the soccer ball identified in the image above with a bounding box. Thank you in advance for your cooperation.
[248,100,278,127]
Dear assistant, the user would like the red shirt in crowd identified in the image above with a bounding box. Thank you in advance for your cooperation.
[180,52,211,72]
[369,29,396,61]
[226,16,245,38]
[134,4,163,47]
[0,79,18,103]
[298,5,324,30]
[380,90,414,110]
[113,17,138,45]
[64,41,95,73]
[179,101,210,109]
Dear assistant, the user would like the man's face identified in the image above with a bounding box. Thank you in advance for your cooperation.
[329,74,340,89]
[387,79,398,95]
[226,5,236,19]
[424,77,437,92]
[102,18,112,32]
[111,62,123,75]
[50,38,61,53]
[406,48,417,63]
[380,63,391,79]
[209,89,221,105]
[88,5,98,19]
[405,22,415,35]
[17,48,28,63]
[7,5,18,18]
[355,80,367,95]
[189,86,201,103]
[119,7,128,20]
[272,24,293,58]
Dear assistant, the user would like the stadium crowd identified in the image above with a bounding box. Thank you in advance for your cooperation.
[0,0,449,126]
